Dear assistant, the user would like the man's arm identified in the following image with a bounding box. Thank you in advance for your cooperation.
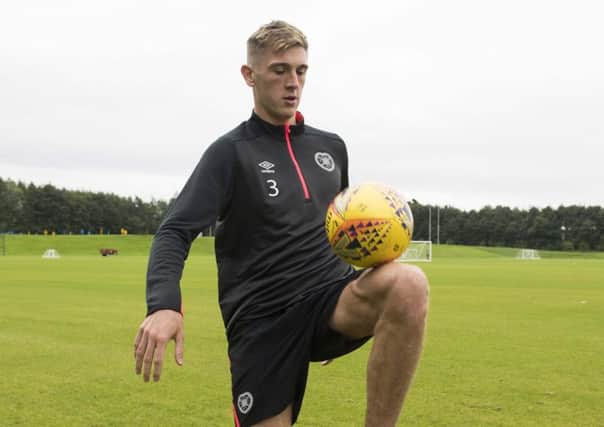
[134,139,235,382]
[337,136,350,192]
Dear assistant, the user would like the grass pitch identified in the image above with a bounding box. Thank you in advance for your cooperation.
[1,236,603,426]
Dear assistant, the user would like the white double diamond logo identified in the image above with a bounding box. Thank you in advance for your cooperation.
[258,161,275,173]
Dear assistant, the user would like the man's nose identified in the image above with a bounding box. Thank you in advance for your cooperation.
[285,71,300,88]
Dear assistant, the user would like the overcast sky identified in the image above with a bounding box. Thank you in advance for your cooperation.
[1,1,603,210]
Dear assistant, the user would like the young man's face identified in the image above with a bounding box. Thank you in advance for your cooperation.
[244,46,308,125]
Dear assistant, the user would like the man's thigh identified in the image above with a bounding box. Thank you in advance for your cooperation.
[328,263,424,339]
[229,314,308,426]
[252,404,292,427]
[309,269,371,362]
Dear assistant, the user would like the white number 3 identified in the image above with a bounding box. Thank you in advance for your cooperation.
[266,179,279,197]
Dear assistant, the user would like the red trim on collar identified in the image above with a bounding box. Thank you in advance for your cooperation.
[295,111,304,124]
[284,123,311,200]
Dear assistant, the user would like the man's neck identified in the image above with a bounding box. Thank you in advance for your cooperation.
[253,108,295,126]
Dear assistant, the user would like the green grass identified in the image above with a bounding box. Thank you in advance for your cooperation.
[2,234,215,256]
[1,237,603,426]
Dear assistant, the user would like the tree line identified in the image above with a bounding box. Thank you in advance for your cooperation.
[0,178,170,235]
[1,178,603,250]
[410,203,604,251]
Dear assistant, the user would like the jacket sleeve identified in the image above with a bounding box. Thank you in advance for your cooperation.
[145,139,234,316]
[339,138,350,191]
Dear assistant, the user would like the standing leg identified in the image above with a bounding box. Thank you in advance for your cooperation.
[252,404,292,427]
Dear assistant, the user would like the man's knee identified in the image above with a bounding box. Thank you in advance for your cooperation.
[373,263,429,324]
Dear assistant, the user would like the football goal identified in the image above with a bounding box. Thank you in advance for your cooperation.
[42,248,61,259]
[516,248,540,260]
[398,240,432,262]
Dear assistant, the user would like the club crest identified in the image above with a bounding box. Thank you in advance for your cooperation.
[314,152,335,172]
[237,392,254,414]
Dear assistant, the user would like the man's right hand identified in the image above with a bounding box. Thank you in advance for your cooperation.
[134,309,184,382]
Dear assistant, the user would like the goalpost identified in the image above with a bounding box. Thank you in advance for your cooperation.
[516,248,540,260]
[398,240,432,262]
[42,248,61,259]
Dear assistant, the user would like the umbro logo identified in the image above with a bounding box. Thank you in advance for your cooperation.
[258,160,275,174]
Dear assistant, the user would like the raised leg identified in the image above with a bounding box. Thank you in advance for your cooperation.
[330,263,429,426]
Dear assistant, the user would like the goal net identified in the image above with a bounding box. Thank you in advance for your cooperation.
[42,248,61,259]
[516,249,540,260]
[398,240,432,262]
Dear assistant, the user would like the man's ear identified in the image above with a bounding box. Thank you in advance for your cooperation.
[241,64,255,87]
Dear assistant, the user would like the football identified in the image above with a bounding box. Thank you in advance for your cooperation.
[325,183,414,268]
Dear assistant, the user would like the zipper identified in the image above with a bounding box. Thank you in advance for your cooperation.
[284,124,311,200]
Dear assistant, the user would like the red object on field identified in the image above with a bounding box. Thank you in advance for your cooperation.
[100,248,118,256]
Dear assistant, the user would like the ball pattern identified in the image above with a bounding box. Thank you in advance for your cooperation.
[325,183,413,268]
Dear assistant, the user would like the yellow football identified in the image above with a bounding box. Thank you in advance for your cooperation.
[325,183,414,268]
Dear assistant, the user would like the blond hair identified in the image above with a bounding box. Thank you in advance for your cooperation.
[247,20,308,64]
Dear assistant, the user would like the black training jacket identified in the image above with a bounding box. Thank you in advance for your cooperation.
[146,111,354,330]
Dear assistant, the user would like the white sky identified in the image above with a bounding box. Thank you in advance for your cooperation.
[1,1,603,210]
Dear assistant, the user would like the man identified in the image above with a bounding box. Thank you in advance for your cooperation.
[134,20,429,427]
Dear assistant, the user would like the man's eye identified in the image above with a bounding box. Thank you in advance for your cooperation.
[296,69,307,76]
[274,68,286,74]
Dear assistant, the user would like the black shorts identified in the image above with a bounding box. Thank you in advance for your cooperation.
[228,269,370,426]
